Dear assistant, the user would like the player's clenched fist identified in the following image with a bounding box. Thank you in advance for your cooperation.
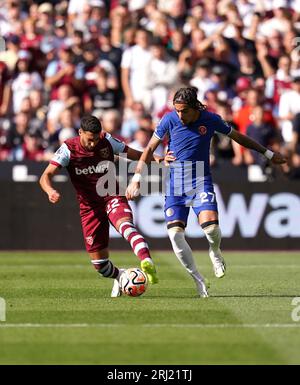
[126,181,140,200]
[48,189,61,204]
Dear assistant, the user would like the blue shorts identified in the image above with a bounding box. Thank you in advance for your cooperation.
[164,176,218,224]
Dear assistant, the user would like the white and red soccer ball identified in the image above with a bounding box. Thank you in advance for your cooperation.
[120,268,148,297]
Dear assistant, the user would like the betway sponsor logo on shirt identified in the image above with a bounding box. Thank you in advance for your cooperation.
[75,162,110,175]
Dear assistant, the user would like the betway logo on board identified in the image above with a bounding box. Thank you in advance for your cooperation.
[75,162,109,175]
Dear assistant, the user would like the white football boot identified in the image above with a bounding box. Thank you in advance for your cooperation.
[194,278,209,298]
[209,248,226,278]
[111,269,125,298]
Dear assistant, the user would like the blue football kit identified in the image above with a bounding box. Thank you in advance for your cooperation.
[154,109,232,224]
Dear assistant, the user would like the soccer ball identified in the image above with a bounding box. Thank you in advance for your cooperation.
[120,268,148,297]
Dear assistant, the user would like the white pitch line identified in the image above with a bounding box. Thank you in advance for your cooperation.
[0,323,300,329]
[0,265,299,269]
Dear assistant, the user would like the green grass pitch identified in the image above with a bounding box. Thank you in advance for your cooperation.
[0,251,300,365]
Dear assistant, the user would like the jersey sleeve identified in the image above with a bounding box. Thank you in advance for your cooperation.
[50,143,71,168]
[214,114,233,135]
[105,133,127,154]
[154,115,169,140]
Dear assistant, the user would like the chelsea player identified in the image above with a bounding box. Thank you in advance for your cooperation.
[126,87,286,297]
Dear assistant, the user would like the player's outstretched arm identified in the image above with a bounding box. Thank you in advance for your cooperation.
[126,135,161,200]
[39,164,61,204]
[126,147,164,163]
[228,129,287,165]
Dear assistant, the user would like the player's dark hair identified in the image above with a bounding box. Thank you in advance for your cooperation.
[173,87,206,111]
[80,115,102,133]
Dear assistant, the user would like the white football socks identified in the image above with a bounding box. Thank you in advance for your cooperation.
[202,224,222,254]
[167,227,205,283]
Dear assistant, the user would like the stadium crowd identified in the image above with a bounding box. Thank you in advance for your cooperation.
[1,0,300,179]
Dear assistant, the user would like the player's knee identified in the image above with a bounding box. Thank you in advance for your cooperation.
[98,259,116,278]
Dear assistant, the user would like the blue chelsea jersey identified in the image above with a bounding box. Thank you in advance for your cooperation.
[154,109,232,176]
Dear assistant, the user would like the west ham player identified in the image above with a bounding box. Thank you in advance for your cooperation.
[40,115,160,297]
[126,87,286,297]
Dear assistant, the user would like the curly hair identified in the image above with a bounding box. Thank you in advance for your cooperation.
[80,115,102,133]
[173,87,206,111]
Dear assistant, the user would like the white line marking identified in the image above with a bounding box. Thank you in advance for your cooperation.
[0,265,88,268]
[0,323,300,329]
[0,265,299,269]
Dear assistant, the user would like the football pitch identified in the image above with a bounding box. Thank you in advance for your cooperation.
[0,251,300,365]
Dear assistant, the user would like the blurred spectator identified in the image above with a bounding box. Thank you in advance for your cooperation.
[82,42,100,88]
[197,0,223,36]
[167,29,186,60]
[210,65,235,102]
[147,38,178,115]
[58,108,77,135]
[128,126,164,156]
[265,54,292,110]
[190,59,214,101]
[70,1,92,35]
[101,109,123,139]
[128,127,152,152]
[68,0,89,22]
[232,76,252,112]
[84,67,120,116]
[11,50,43,113]
[152,14,171,44]
[21,18,43,51]
[28,89,47,135]
[246,105,280,166]
[122,25,137,49]
[0,34,21,72]
[190,28,208,60]
[7,111,30,160]
[22,131,44,161]
[110,2,131,47]
[70,30,85,65]
[47,84,74,135]
[121,28,152,109]
[53,19,68,48]
[1,1,25,37]
[45,45,84,100]
[121,102,146,139]
[177,47,194,82]
[292,112,300,169]
[88,0,109,35]
[214,101,236,161]
[164,0,187,30]
[36,2,54,35]
[237,48,263,81]
[260,1,292,37]
[233,88,275,164]
[278,76,300,145]
[97,29,123,77]
[0,61,11,117]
